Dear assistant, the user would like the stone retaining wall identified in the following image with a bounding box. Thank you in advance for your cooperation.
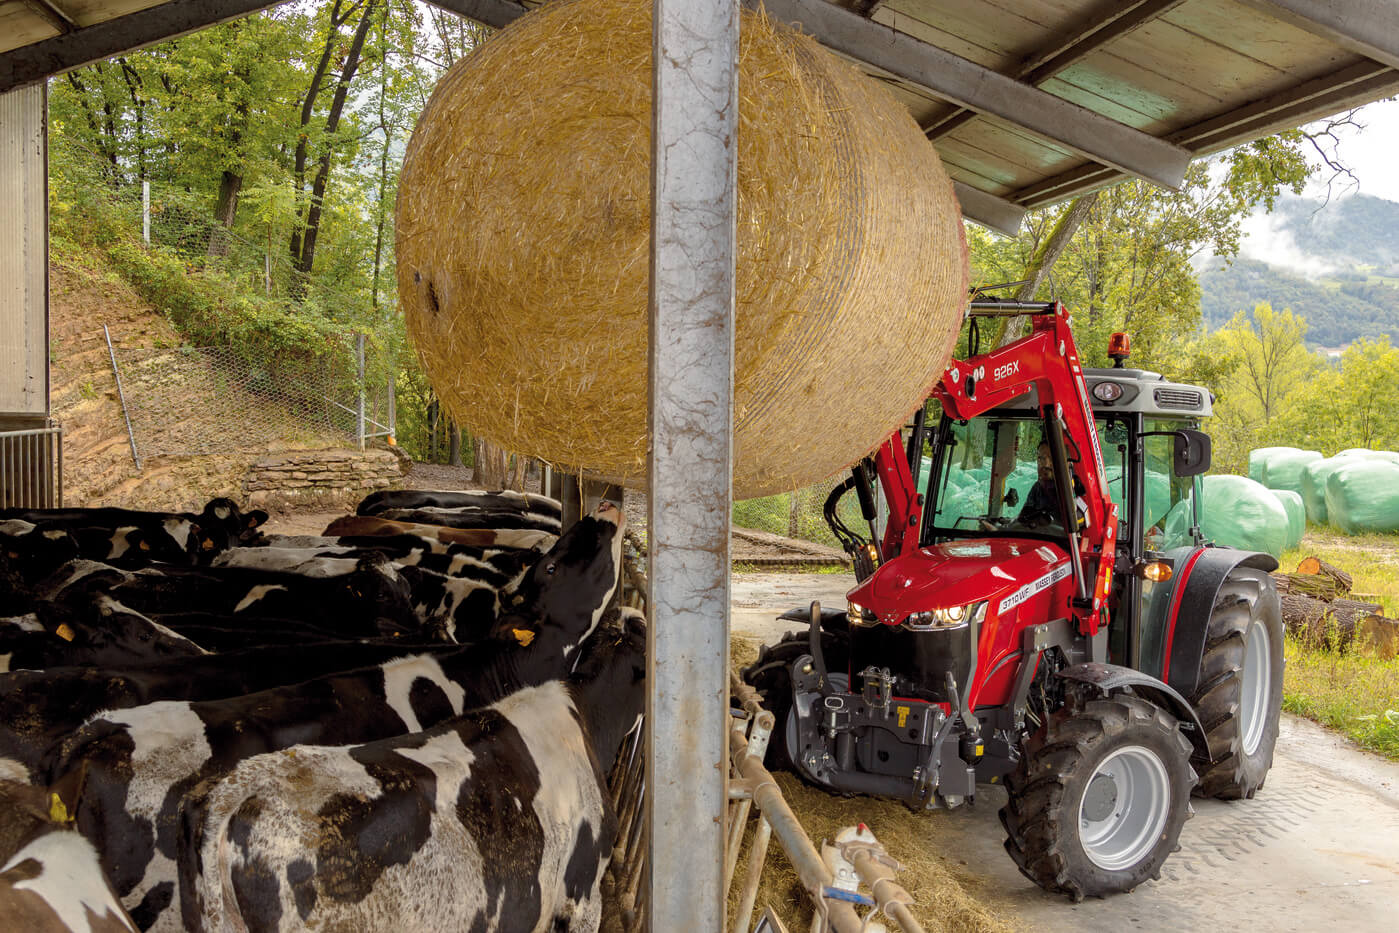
[244,448,403,510]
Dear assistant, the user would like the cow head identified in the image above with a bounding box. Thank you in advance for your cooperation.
[0,520,78,583]
[492,501,625,659]
[568,607,647,773]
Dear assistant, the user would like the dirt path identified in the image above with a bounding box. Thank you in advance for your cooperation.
[730,573,1399,932]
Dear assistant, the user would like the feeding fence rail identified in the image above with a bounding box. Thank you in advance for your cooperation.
[0,425,63,509]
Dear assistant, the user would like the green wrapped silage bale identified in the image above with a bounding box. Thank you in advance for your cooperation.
[1259,448,1322,494]
[1144,469,1172,528]
[1248,447,1291,483]
[1270,488,1305,550]
[1300,457,1344,525]
[1198,475,1291,558]
[1335,448,1399,464]
[1324,459,1399,535]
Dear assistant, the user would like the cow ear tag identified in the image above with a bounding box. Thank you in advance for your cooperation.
[139,540,151,550]
[48,793,71,823]
[55,623,75,642]
[512,628,536,647]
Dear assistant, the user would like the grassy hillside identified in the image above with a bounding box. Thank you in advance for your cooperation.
[1199,256,1399,346]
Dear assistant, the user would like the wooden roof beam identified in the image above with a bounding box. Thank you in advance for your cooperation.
[0,0,286,92]
[23,0,77,34]
[423,0,527,31]
[756,0,1191,191]
[1010,59,1399,209]
[953,182,1027,236]
[1242,0,1399,73]
[925,0,1186,140]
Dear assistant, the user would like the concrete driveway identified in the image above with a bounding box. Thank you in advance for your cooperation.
[730,572,1399,932]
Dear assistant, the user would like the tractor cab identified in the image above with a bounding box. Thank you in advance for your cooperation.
[913,342,1216,674]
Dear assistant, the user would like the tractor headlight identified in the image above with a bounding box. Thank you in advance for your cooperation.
[901,601,987,632]
[847,602,879,627]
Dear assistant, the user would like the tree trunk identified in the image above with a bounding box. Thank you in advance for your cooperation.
[448,421,463,467]
[427,397,440,462]
[290,0,349,270]
[1294,556,1353,593]
[473,438,509,488]
[787,488,803,538]
[1281,593,1384,649]
[295,0,377,280]
[995,192,1099,348]
[207,170,243,257]
[506,455,526,492]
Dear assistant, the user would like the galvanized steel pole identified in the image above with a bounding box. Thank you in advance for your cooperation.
[647,0,738,927]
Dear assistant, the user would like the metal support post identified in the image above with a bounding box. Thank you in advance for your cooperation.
[646,0,739,927]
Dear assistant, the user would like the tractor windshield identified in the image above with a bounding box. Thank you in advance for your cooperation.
[924,414,1072,540]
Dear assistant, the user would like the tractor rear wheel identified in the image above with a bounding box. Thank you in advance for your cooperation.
[740,628,850,772]
[1189,566,1284,799]
[1001,694,1194,900]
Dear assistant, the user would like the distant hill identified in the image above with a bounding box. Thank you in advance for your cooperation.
[1199,193,1399,347]
[1198,257,1399,347]
[1271,194,1399,273]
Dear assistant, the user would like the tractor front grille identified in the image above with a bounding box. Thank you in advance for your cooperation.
[1154,388,1204,411]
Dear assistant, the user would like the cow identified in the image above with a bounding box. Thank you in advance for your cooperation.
[322,515,557,552]
[42,554,431,646]
[356,488,562,520]
[0,780,139,933]
[176,608,645,933]
[0,498,264,566]
[0,638,475,781]
[1,520,79,592]
[41,502,625,930]
[2,595,207,673]
[371,506,561,534]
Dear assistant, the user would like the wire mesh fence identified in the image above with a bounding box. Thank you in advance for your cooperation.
[731,481,866,550]
[109,339,396,460]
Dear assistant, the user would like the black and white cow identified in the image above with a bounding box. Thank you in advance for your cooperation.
[372,505,561,534]
[1,520,79,591]
[177,608,646,932]
[2,595,207,673]
[356,488,561,521]
[322,515,558,551]
[0,637,478,781]
[0,498,264,566]
[0,780,139,933]
[42,554,432,646]
[41,502,625,931]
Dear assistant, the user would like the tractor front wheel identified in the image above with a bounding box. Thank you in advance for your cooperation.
[1001,694,1195,900]
[1190,565,1284,799]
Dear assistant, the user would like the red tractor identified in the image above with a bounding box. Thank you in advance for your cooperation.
[742,298,1284,899]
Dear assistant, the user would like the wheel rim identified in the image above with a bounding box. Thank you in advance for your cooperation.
[1078,746,1171,872]
[1240,617,1272,756]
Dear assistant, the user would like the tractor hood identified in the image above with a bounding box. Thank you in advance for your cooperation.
[848,538,1070,626]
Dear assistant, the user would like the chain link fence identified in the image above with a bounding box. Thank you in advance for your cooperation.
[731,481,867,550]
[109,337,396,461]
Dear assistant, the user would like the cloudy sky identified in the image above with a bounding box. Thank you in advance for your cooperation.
[1235,97,1399,272]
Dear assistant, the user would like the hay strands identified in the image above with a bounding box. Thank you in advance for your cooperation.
[727,672,926,933]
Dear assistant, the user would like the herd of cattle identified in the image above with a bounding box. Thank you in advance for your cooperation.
[0,488,644,932]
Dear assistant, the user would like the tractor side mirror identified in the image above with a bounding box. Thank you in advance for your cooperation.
[1172,430,1211,476]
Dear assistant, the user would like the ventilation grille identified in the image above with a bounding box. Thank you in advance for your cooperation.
[1155,388,1204,410]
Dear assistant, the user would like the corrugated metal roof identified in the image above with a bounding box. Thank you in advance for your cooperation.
[3,0,1397,233]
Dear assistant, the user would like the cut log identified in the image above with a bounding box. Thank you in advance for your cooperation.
[1280,593,1384,649]
[1294,556,1353,593]
[1272,572,1346,601]
[1356,615,1399,660]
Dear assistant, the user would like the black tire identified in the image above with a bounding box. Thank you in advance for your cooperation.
[739,629,849,772]
[1001,694,1195,901]
[1189,566,1284,799]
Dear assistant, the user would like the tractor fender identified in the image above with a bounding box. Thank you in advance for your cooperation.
[1161,546,1278,698]
[1056,662,1210,763]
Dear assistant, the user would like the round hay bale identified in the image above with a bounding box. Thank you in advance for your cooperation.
[397,0,968,499]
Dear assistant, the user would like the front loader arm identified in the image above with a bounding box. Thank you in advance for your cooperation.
[870,301,1118,632]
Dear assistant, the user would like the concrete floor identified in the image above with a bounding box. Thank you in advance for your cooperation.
[730,572,1399,932]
